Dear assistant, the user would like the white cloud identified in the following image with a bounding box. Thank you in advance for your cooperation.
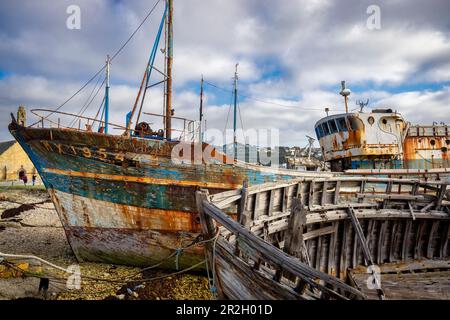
[1,0,450,148]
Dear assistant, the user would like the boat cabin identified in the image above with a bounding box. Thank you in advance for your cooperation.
[314,110,407,171]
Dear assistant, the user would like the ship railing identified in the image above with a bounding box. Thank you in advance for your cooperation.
[29,109,128,133]
[143,112,199,142]
[28,109,200,142]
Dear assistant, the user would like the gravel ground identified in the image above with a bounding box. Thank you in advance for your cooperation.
[0,187,212,300]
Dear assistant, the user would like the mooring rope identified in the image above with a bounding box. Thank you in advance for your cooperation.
[0,231,219,285]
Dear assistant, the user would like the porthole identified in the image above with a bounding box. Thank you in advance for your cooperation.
[382,119,388,125]
[430,139,436,146]
[446,139,450,145]
[442,147,448,152]
[368,116,375,125]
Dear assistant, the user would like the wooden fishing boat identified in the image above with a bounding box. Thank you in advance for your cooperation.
[196,177,450,299]
[7,0,332,269]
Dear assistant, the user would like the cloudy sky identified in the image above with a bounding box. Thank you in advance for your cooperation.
[0,0,449,147]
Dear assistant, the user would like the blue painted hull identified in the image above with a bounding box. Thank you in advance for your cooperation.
[9,122,331,268]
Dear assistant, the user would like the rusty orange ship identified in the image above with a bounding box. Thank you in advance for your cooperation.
[314,81,450,180]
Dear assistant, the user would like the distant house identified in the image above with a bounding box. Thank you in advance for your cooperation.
[0,140,39,182]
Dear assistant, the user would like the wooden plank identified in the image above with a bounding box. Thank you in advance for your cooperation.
[420,202,434,212]
[407,201,416,220]
[346,207,385,299]
[327,222,338,276]
[308,181,315,209]
[414,221,425,259]
[282,187,288,213]
[352,225,359,269]
[440,223,450,258]
[334,181,341,205]
[238,179,249,225]
[253,192,260,220]
[347,206,374,266]
[303,225,335,241]
[377,221,388,265]
[196,190,224,298]
[284,198,308,262]
[402,220,412,261]
[358,180,366,203]
[366,220,375,263]
[435,184,447,210]
[340,221,349,280]
[427,221,439,258]
[349,270,450,300]
[309,202,377,212]
[202,201,365,298]
[389,221,398,262]
[321,181,328,206]
[268,189,275,216]
[356,194,426,201]
[315,231,323,272]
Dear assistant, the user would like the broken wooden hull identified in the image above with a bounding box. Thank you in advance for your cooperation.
[198,177,450,300]
[8,122,331,268]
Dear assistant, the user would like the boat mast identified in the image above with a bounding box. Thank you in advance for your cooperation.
[199,75,204,142]
[165,0,174,140]
[104,55,111,133]
[233,63,239,160]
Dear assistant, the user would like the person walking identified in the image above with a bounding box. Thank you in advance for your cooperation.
[32,174,36,186]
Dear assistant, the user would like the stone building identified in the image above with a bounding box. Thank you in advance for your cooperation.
[0,140,39,182]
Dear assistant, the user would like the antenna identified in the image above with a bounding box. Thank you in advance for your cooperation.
[356,99,369,112]
[306,135,315,160]
[339,81,351,113]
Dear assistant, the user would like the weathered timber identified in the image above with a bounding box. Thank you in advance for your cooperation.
[198,177,450,300]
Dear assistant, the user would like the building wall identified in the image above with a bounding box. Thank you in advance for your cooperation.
[0,142,39,181]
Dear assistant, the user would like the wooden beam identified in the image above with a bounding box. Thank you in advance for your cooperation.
[435,184,447,210]
[334,181,341,205]
[427,221,439,259]
[202,200,365,298]
[237,179,248,224]
[347,206,374,266]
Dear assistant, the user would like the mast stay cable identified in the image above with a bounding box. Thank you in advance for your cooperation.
[29,0,163,127]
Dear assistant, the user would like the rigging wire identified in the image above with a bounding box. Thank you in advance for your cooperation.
[222,90,234,137]
[70,78,106,128]
[237,102,245,139]
[68,71,104,127]
[29,0,163,126]
[90,96,106,127]
[203,79,343,112]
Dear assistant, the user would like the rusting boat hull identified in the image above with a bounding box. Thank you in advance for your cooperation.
[9,121,331,268]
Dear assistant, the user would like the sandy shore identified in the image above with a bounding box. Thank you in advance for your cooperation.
[0,187,212,300]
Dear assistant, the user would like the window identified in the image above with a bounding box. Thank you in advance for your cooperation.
[328,120,338,134]
[322,122,330,136]
[315,126,324,139]
[347,116,364,131]
[336,117,348,132]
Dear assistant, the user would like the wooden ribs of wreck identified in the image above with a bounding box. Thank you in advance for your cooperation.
[196,177,450,300]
